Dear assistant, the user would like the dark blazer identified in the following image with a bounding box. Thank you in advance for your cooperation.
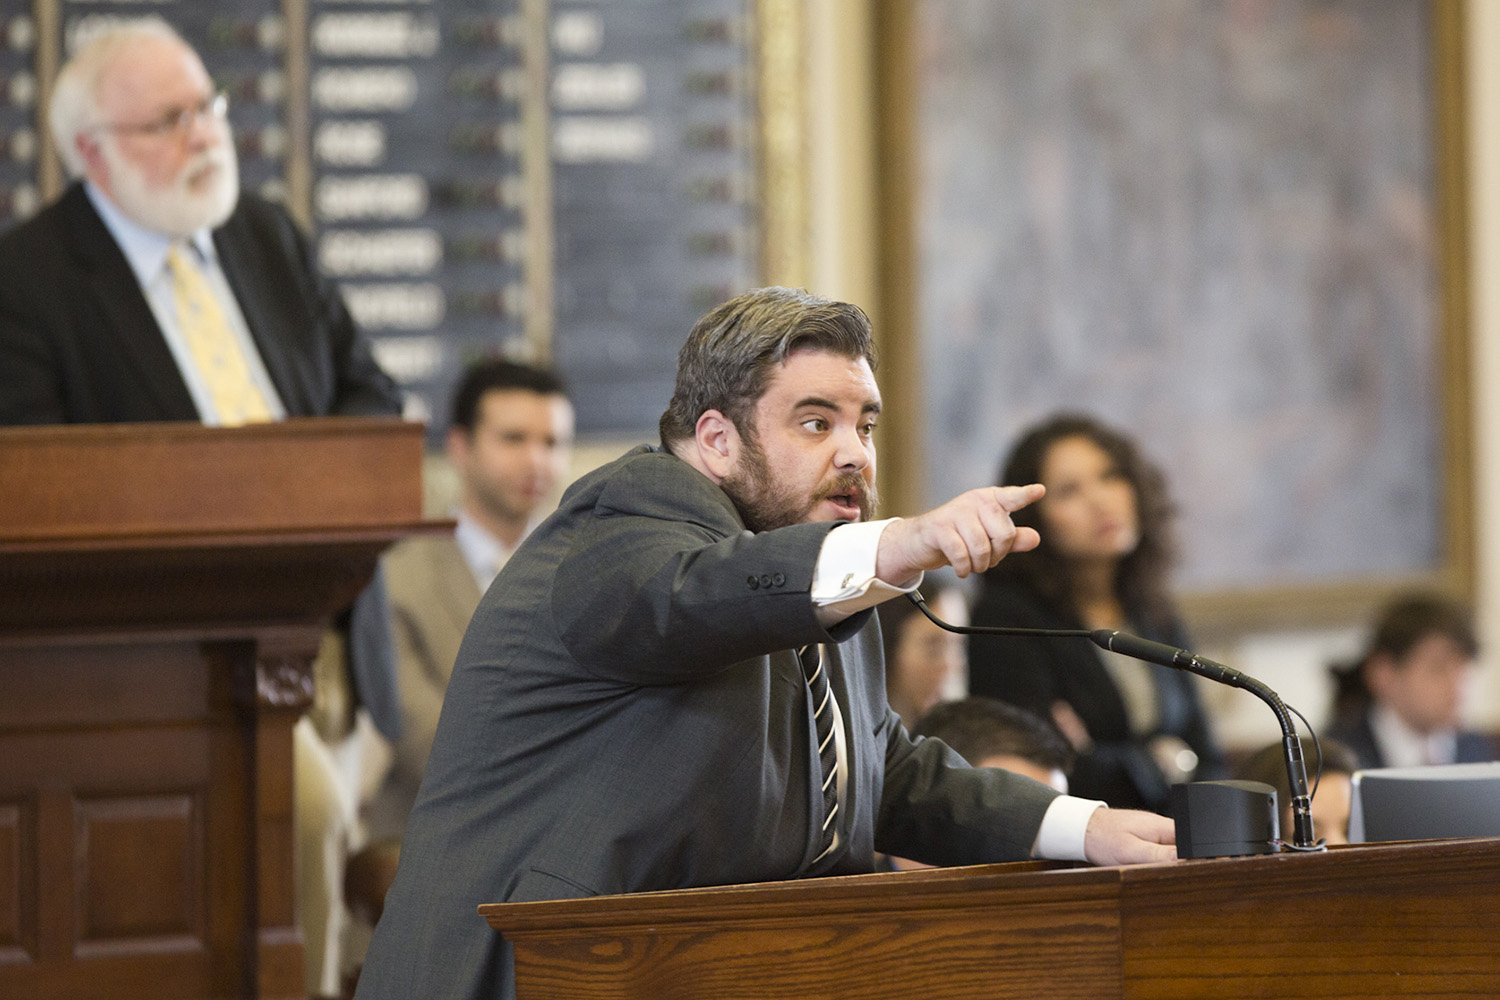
[356,447,1062,1000]
[0,183,404,738]
[1327,714,1496,771]
[967,577,1224,813]
[0,182,400,424]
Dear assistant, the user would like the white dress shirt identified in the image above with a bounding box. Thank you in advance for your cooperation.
[1369,703,1461,768]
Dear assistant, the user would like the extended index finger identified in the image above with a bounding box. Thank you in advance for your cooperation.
[991,483,1045,512]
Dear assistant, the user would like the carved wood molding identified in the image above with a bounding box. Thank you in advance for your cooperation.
[230,637,320,713]
[252,655,315,712]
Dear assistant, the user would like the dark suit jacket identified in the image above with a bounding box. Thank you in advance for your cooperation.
[0,183,404,738]
[356,447,1062,1000]
[968,577,1224,813]
[0,182,399,424]
[1327,713,1496,771]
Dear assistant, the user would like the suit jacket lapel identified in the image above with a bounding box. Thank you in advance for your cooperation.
[213,214,305,415]
[60,185,198,418]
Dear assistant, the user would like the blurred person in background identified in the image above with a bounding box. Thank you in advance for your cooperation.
[913,696,1074,793]
[1236,736,1359,846]
[883,697,1074,870]
[1326,592,1494,770]
[967,413,1223,813]
[876,582,968,729]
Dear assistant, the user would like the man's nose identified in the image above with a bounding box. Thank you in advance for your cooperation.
[184,111,220,148]
[528,441,556,472]
[833,428,871,470]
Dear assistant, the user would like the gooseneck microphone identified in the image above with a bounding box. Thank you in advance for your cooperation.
[907,591,1324,851]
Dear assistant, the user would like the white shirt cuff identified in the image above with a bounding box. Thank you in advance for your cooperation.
[1031,796,1106,861]
[810,519,922,623]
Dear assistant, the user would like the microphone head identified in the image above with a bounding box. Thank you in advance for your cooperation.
[1089,629,1181,669]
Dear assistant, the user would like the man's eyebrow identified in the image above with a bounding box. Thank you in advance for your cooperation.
[792,396,882,415]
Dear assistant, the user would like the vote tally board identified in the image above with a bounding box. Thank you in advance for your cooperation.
[0,0,764,437]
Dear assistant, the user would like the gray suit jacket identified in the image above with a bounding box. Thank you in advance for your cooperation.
[356,447,1060,1000]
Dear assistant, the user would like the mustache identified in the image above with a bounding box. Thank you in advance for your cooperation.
[815,473,867,502]
[184,148,230,178]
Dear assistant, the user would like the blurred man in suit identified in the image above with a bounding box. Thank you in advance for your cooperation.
[0,20,398,426]
[0,21,403,997]
[1328,592,1494,770]
[367,359,574,841]
[356,287,1176,1000]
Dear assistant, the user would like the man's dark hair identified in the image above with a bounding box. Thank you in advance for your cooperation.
[912,697,1075,775]
[1328,591,1479,724]
[1235,737,1359,812]
[448,358,568,434]
[658,286,876,446]
[1363,592,1479,662]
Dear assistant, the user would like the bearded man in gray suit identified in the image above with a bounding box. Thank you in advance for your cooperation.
[355,287,1176,1000]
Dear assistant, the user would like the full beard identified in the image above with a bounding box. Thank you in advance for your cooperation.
[100,134,240,238]
[721,435,878,533]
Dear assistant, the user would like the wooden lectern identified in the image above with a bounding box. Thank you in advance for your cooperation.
[482,837,1500,999]
[0,418,431,1000]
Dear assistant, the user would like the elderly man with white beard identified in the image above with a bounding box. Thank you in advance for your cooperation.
[0,20,404,999]
[0,18,399,425]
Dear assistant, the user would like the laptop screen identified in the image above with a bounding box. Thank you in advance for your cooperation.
[1348,761,1500,842]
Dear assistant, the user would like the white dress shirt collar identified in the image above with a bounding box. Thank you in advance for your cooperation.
[453,508,537,593]
[1370,702,1459,768]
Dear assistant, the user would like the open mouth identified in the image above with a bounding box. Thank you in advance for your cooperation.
[184,162,221,192]
[825,492,862,518]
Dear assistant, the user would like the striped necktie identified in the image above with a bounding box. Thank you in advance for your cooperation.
[799,644,840,860]
[165,243,272,425]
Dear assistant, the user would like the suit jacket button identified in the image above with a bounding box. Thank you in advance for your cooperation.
[772,573,785,587]
[759,574,773,589]
[747,575,760,589]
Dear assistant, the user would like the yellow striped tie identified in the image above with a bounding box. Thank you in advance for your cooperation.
[166,243,272,425]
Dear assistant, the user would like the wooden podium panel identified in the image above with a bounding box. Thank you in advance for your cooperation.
[481,838,1500,1000]
[1120,838,1500,998]
[0,419,432,1000]
[0,417,423,542]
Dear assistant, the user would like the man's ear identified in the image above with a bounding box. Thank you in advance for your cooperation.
[692,409,740,482]
[76,133,108,188]
[446,426,473,469]
[1364,653,1398,700]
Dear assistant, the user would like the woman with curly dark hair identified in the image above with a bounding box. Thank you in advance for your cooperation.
[967,414,1222,812]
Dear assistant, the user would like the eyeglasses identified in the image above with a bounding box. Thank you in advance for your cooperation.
[93,91,229,140]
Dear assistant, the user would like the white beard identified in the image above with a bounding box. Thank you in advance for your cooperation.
[99,130,240,238]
